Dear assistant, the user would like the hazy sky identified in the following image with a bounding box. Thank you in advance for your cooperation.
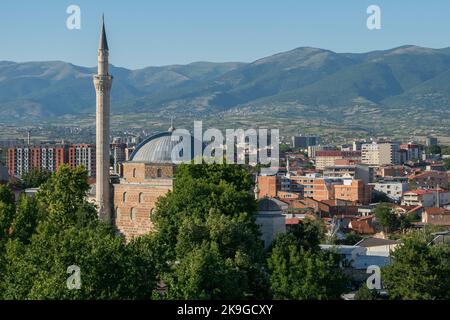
[1,0,450,69]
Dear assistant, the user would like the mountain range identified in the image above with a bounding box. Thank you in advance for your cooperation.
[1,45,450,120]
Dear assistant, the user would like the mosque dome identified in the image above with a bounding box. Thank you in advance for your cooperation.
[129,127,193,163]
[257,198,288,212]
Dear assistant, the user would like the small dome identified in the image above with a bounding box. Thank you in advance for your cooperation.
[258,198,283,212]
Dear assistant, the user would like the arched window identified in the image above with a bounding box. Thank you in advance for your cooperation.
[115,207,121,219]
[149,208,154,219]
[132,168,137,178]
[123,192,127,203]
[139,193,144,203]
[157,168,162,178]
[130,208,137,221]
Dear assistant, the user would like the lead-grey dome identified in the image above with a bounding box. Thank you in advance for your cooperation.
[129,131,181,163]
[258,198,283,212]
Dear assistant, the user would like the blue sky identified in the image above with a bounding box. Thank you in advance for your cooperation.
[0,0,449,69]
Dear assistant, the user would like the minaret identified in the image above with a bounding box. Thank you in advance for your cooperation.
[93,16,113,222]
[254,174,260,200]
[286,157,291,178]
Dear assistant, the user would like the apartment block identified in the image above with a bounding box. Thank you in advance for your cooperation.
[361,142,401,166]
[315,151,362,171]
[7,145,68,178]
[68,144,96,177]
[370,181,409,202]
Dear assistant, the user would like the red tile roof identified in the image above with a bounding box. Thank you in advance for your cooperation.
[424,208,450,215]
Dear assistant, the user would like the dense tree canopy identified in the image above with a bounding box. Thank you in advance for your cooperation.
[20,169,52,189]
[374,204,400,234]
[267,222,349,300]
[382,231,450,300]
[152,162,269,299]
[0,165,158,300]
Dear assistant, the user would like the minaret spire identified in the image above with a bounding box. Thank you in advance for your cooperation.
[93,15,113,223]
[286,156,291,178]
[99,14,109,51]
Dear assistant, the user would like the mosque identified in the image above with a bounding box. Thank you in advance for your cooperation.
[93,18,285,244]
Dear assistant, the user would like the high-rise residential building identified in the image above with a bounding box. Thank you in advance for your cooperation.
[361,142,401,166]
[7,145,68,178]
[68,144,96,178]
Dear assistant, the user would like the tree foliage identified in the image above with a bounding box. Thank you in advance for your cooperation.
[152,162,269,299]
[374,204,400,234]
[267,231,348,300]
[21,169,51,189]
[0,165,158,300]
[382,231,450,300]
[354,284,382,300]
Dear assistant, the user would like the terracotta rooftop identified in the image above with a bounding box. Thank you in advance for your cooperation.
[424,208,450,215]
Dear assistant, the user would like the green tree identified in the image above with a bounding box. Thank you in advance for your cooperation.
[284,218,325,251]
[164,242,247,300]
[0,185,16,240]
[0,166,159,300]
[11,195,41,244]
[444,158,450,171]
[21,169,51,188]
[267,233,348,300]
[382,232,450,300]
[354,284,382,300]
[374,204,399,234]
[279,143,292,153]
[426,145,441,155]
[335,232,363,246]
[152,162,269,299]
[0,185,15,204]
[37,165,92,228]
[441,145,450,156]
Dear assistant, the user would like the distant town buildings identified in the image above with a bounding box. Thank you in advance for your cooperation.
[68,144,96,178]
[7,145,68,178]
[422,207,450,227]
[426,136,438,147]
[409,170,448,189]
[402,189,450,207]
[291,136,320,149]
[361,142,401,166]
[315,150,362,171]
[370,181,409,202]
